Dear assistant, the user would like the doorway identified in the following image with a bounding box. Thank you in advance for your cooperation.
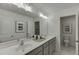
[60,15,76,55]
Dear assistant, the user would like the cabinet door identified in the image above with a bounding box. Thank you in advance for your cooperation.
[49,37,56,55]
[49,44,53,55]
[49,43,56,55]
[43,42,49,55]
[35,51,43,55]
[26,46,43,55]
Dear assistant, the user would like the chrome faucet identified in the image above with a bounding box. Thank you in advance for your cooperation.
[19,39,24,52]
[20,39,24,46]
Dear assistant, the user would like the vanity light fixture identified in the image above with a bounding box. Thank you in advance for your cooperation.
[39,12,48,19]
[23,3,32,12]
[11,3,32,12]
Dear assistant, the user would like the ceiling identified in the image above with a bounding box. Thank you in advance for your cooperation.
[31,3,79,16]
[0,3,79,17]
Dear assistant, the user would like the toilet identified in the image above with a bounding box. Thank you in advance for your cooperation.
[64,36,69,47]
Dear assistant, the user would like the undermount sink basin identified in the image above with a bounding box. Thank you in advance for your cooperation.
[23,43,33,48]
[16,43,33,52]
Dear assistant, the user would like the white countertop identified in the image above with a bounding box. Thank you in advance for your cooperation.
[0,35,56,55]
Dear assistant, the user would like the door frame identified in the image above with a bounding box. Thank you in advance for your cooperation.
[75,13,78,55]
[60,14,78,55]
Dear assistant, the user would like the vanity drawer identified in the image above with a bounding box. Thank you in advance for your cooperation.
[48,37,56,55]
[26,46,43,55]
[43,42,48,48]
[43,42,49,55]
[26,37,56,55]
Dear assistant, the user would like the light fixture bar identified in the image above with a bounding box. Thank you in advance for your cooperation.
[39,12,48,19]
[11,3,32,12]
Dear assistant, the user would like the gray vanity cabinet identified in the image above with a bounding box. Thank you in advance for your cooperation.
[43,37,56,55]
[26,37,56,55]
[49,37,56,55]
[26,46,43,55]
[43,42,49,55]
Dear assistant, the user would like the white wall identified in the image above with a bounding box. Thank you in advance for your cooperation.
[0,8,34,42]
[48,14,60,52]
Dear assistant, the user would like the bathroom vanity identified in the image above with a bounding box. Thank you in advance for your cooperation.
[0,35,56,55]
[26,37,56,55]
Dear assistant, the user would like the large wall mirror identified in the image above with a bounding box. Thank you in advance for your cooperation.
[0,20,28,43]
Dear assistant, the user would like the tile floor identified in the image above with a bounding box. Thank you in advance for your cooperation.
[54,46,76,55]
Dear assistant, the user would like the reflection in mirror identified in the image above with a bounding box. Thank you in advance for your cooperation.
[33,17,48,40]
